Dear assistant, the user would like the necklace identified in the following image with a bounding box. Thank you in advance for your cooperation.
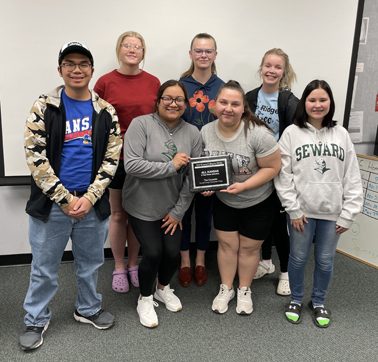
[153,113,180,136]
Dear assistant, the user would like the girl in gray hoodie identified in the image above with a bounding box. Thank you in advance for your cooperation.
[275,80,363,328]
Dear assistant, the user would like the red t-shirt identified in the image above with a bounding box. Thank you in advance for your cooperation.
[94,69,160,135]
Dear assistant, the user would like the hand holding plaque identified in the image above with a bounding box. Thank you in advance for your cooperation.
[188,155,233,192]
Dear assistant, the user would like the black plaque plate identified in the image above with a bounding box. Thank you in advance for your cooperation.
[189,155,233,192]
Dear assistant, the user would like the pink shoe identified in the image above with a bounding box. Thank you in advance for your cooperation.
[128,265,139,288]
[112,270,129,293]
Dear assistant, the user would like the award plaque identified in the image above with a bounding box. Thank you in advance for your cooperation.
[189,155,233,192]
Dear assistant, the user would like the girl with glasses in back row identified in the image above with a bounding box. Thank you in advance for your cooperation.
[94,31,160,294]
[178,33,224,288]
[246,48,298,296]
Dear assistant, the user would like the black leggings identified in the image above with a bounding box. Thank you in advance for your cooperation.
[129,215,181,296]
[261,191,290,273]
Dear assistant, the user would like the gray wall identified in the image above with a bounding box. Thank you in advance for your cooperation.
[353,0,378,155]
[0,186,29,255]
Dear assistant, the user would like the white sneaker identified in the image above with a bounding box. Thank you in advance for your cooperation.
[276,273,291,296]
[211,284,235,314]
[253,261,275,279]
[154,285,182,312]
[137,295,159,328]
[236,287,253,315]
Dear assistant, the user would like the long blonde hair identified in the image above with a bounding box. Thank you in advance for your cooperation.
[115,31,146,63]
[259,48,296,90]
[181,33,217,78]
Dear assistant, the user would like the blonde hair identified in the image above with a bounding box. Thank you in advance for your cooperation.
[181,33,217,78]
[259,48,296,90]
[115,31,146,63]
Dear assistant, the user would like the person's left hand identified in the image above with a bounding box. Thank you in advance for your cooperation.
[219,182,245,194]
[336,224,348,234]
[161,213,182,235]
[291,215,308,232]
[69,197,93,219]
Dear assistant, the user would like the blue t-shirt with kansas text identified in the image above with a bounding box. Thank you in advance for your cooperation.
[59,90,93,191]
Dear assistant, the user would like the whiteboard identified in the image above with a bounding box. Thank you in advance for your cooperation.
[0,0,360,177]
[338,154,378,268]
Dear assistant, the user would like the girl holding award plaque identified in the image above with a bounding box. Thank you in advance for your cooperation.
[123,80,202,328]
[201,80,281,315]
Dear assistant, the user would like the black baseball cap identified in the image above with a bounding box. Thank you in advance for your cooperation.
[58,41,94,65]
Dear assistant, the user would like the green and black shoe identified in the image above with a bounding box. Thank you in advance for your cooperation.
[284,301,302,324]
[308,301,331,328]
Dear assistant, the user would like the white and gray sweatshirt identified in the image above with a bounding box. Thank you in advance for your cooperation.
[122,113,202,221]
[274,123,363,228]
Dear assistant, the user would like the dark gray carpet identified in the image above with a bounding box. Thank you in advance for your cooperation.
[0,250,377,362]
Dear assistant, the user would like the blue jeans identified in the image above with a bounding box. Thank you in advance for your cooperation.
[288,218,340,305]
[23,204,108,327]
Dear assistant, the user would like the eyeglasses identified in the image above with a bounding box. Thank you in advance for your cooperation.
[192,48,216,56]
[61,62,92,71]
[160,96,186,106]
[121,43,144,51]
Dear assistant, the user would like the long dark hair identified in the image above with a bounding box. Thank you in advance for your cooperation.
[154,79,189,113]
[216,80,269,134]
[294,79,336,128]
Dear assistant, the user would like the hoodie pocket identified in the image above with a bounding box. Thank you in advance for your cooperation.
[299,182,343,215]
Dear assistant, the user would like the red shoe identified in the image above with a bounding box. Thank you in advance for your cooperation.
[178,267,192,287]
[194,266,208,286]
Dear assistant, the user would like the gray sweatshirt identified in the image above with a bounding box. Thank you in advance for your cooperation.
[122,113,202,221]
[274,123,363,228]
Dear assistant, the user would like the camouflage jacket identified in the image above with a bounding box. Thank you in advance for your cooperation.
[24,86,122,221]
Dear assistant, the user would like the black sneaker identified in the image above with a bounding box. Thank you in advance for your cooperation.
[19,321,49,351]
[74,309,114,330]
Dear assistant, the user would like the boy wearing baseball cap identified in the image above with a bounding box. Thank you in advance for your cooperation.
[19,41,122,351]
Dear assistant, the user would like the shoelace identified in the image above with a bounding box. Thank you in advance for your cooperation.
[159,287,176,300]
[218,285,234,299]
[165,290,175,300]
[141,297,159,307]
[239,289,251,296]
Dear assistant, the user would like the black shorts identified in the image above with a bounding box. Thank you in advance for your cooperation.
[213,193,275,240]
[109,161,126,190]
